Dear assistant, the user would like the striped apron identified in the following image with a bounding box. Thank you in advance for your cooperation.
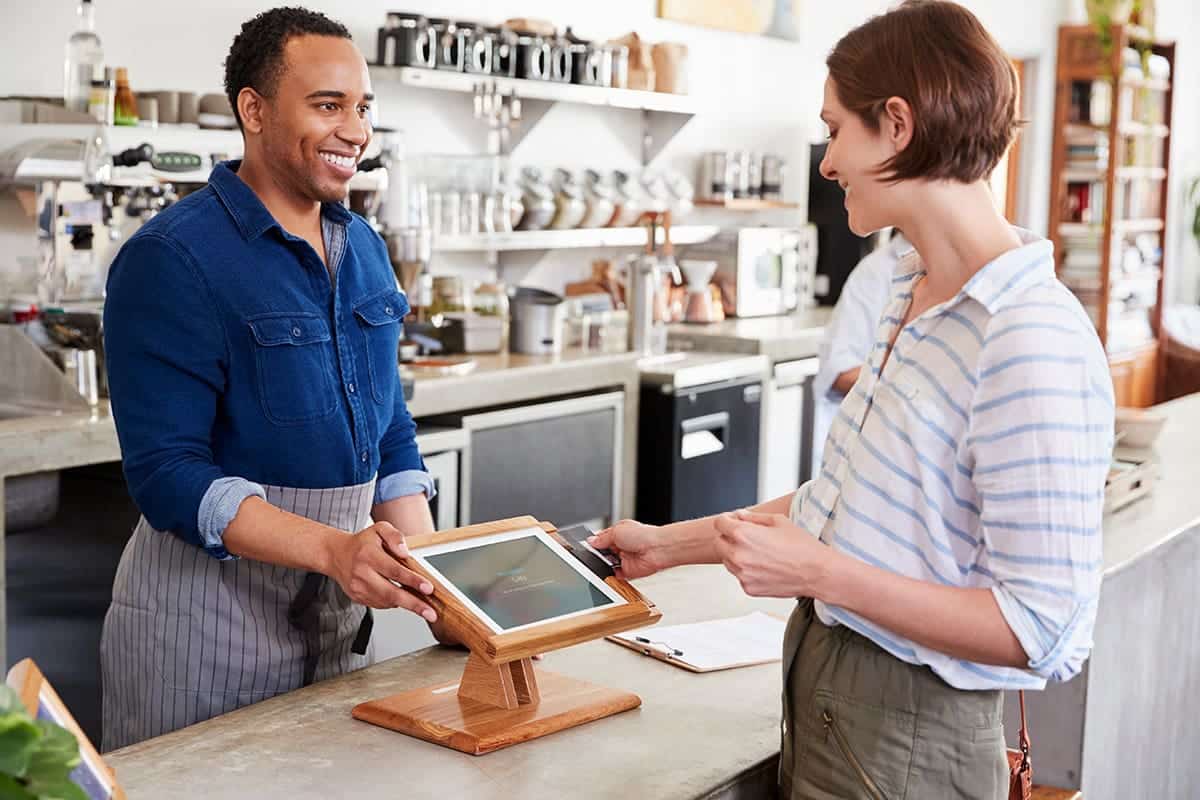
[100,480,376,752]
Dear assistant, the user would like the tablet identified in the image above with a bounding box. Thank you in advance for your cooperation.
[413,525,627,634]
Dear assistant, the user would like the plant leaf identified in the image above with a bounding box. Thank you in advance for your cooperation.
[0,773,39,800]
[0,715,40,778]
[23,722,81,789]
[19,775,88,800]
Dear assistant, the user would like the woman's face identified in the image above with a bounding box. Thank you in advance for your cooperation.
[818,76,903,236]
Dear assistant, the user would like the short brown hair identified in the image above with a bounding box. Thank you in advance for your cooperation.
[826,0,1018,183]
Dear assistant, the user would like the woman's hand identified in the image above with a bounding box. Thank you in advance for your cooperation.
[714,510,833,598]
[589,520,666,580]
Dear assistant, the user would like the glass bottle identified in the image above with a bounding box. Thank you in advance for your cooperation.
[64,0,104,114]
[113,67,138,126]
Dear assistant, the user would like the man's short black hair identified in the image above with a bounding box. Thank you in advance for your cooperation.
[223,6,352,130]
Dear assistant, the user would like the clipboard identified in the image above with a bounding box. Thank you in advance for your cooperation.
[606,611,788,673]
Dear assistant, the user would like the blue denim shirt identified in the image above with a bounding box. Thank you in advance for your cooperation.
[104,160,432,559]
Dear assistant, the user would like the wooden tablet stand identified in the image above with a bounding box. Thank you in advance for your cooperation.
[352,517,660,755]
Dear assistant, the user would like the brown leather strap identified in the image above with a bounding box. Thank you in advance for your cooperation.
[1018,690,1031,759]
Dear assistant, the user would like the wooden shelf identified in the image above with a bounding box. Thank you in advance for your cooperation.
[1049,23,1177,406]
[694,198,798,211]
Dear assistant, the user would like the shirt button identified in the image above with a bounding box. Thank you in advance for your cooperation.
[361,451,368,463]
[348,382,356,394]
[384,305,394,316]
[291,326,302,337]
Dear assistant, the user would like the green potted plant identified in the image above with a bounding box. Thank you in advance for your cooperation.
[0,685,87,800]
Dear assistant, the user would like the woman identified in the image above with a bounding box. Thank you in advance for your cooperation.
[592,2,1113,797]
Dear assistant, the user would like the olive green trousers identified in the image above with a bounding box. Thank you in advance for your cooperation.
[778,598,1008,800]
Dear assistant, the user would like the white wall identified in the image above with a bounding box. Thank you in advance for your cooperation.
[0,0,1196,300]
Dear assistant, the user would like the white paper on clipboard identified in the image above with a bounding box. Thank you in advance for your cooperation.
[608,611,787,672]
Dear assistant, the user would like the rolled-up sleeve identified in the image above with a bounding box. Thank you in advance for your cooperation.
[104,233,251,559]
[968,319,1114,682]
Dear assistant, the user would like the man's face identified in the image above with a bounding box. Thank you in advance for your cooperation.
[256,35,373,204]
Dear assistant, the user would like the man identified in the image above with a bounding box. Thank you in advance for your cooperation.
[811,230,911,474]
[101,8,437,750]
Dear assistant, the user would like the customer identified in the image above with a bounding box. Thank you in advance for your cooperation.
[592,2,1113,797]
[811,229,911,474]
[101,8,438,750]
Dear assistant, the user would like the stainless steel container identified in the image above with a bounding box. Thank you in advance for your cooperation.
[762,155,785,200]
[377,13,437,69]
[462,24,493,74]
[429,18,465,71]
[509,287,565,354]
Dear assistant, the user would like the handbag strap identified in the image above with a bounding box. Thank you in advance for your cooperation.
[1017,690,1031,761]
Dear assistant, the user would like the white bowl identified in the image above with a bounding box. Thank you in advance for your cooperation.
[1114,407,1167,449]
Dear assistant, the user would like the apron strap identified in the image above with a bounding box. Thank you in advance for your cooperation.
[288,572,374,687]
[352,609,374,656]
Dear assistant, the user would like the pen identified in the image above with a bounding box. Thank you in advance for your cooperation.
[633,636,683,657]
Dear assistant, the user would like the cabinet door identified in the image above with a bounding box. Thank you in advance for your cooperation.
[463,394,622,528]
[1110,359,1134,408]
[1110,344,1158,408]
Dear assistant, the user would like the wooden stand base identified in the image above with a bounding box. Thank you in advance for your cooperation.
[352,654,641,755]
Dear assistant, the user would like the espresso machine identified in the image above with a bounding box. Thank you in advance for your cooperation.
[1,127,186,403]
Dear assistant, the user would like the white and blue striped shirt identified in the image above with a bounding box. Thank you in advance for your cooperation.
[791,230,1114,690]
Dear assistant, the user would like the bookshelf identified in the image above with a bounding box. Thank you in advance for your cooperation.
[1048,24,1176,407]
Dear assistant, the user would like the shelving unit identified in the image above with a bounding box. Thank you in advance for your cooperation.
[367,65,697,164]
[1047,23,1176,407]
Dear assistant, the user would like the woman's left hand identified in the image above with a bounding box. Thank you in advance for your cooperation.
[714,509,834,598]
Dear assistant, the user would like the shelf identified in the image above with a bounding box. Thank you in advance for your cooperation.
[371,65,699,114]
[1114,218,1165,234]
[694,198,798,211]
[1059,223,1104,237]
[1116,166,1167,180]
[1118,121,1170,138]
[433,224,720,253]
[1062,167,1106,182]
[1122,76,1170,91]
[368,65,697,162]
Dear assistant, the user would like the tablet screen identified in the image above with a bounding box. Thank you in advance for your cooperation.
[418,528,626,633]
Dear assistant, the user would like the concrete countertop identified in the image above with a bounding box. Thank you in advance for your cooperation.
[0,349,643,478]
[105,565,793,800]
[403,349,640,418]
[667,307,833,363]
[1101,392,1200,575]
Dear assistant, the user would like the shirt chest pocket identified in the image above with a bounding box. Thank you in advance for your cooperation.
[352,289,408,404]
[247,312,338,426]
[880,372,967,457]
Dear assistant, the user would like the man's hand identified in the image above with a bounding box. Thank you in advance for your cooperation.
[714,510,832,598]
[326,521,438,621]
[589,520,665,580]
